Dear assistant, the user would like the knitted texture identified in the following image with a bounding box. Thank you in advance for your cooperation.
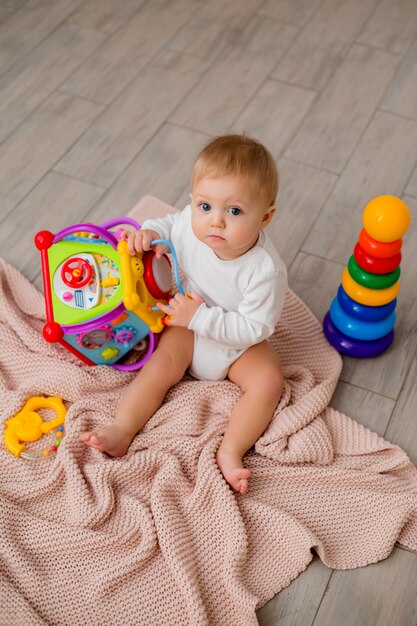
[0,196,416,626]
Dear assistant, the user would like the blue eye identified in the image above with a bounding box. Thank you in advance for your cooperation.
[229,207,242,216]
[199,202,211,212]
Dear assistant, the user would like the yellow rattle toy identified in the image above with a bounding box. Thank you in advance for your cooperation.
[4,396,66,459]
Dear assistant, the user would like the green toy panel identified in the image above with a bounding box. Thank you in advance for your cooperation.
[48,240,122,325]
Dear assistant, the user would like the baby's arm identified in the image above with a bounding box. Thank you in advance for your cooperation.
[157,270,287,346]
[188,270,287,349]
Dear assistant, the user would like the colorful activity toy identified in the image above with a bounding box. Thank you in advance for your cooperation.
[323,195,410,358]
[35,218,184,370]
[4,396,66,459]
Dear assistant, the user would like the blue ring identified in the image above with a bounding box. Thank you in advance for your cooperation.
[337,285,396,321]
[329,297,395,340]
[323,312,394,358]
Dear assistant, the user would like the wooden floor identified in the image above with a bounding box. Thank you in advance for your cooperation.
[1,0,416,624]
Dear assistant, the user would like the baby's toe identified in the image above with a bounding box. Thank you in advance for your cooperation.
[239,480,248,495]
[231,468,250,494]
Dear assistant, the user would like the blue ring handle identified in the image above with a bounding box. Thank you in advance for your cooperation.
[151,239,185,296]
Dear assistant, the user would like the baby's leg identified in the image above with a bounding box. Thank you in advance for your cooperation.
[80,326,194,456]
[217,341,283,495]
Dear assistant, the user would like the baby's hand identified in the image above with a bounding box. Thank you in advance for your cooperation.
[121,228,165,258]
[157,292,204,328]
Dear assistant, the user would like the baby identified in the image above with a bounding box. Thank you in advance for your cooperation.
[80,134,287,495]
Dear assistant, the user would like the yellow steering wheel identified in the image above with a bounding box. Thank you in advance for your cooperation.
[4,396,66,459]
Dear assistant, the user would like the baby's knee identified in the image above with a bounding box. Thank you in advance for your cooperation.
[252,367,284,403]
[149,334,193,383]
[149,346,184,381]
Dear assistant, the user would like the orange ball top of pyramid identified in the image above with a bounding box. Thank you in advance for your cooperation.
[362,195,410,243]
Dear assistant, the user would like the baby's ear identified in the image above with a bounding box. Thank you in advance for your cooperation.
[261,205,276,228]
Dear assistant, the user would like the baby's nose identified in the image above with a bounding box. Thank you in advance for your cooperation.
[211,210,225,227]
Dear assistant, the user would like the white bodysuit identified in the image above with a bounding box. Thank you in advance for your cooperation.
[142,205,288,381]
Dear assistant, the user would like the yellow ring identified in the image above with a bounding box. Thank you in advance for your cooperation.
[341,268,400,306]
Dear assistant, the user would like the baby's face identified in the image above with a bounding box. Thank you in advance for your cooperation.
[190,175,274,260]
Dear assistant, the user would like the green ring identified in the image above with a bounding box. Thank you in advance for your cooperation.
[347,256,400,289]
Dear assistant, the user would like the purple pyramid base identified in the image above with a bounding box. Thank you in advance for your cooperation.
[323,312,394,358]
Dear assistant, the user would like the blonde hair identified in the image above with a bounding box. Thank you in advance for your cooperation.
[192,135,278,206]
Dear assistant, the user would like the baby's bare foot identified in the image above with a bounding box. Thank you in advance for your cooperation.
[216,446,251,495]
[79,424,134,457]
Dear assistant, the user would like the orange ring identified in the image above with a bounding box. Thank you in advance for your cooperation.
[358,229,402,259]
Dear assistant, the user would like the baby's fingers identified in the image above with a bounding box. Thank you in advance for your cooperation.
[140,231,155,252]
[127,231,139,255]
[156,302,172,315]
[153,243,167,259]
[126,229,162,256]
[185,291,204,305]
[127,230,151,255]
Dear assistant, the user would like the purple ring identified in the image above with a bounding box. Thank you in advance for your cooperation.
[61,303,126,334]
[54,223,119,249]
[100,217,141,230]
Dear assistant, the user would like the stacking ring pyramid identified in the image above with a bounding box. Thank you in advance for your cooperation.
[323,195,410,357]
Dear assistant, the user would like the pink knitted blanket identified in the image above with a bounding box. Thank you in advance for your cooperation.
[1,196,416,626]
